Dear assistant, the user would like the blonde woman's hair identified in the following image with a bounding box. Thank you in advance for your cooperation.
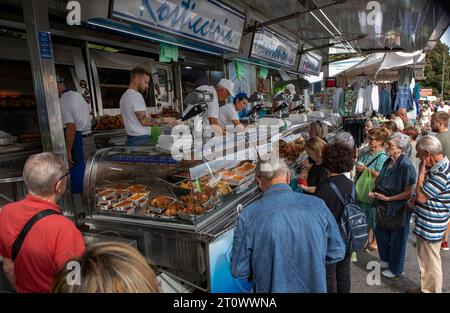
[305,136,326,159]
[52,242,160,293]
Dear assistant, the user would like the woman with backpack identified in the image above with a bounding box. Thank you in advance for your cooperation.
[355,128,389,252]
[315,141,357,293]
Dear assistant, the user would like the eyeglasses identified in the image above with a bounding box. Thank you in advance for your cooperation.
[58,170,70,182]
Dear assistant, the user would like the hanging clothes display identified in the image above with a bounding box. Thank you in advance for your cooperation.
[363,84,379,113]
[355,87,365,114]
[413,82,421,115]
[393,84,415,111]
[343,116,367,147]
[332,87,343,113]
[378,87,392,116]
[343,89,357,116]
[355,75,368,90]
[398,67,414,87]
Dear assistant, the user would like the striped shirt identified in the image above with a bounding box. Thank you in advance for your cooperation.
[414,157,450,242]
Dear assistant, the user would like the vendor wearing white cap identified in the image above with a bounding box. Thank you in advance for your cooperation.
[272,83,296,113]
[195,78,234,134]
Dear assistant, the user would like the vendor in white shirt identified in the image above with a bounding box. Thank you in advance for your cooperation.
[195,78,234,135]
[57,76,92,194]
[120,67,177,146]
[218,92,248,132]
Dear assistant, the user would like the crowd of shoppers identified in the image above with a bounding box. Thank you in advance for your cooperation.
[1,111,449,294]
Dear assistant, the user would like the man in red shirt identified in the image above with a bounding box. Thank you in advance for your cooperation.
[0,152,85,292]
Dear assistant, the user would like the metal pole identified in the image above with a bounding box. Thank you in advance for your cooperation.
[442,48,446,100]
[22,0,75,218]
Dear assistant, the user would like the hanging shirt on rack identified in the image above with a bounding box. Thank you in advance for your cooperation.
[344,90,357,116]
[332,88,343,114]
[394,84,415,111]
[413,83,421,115]
[355,87,365,114]
[363,84,379,113]
[378,87,392,116]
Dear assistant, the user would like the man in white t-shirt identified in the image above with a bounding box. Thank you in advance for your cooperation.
[120,67,177,146]
[218,92,248,132]
[57,76,92,194]
[437,101,450,114]
[194,78,234,135]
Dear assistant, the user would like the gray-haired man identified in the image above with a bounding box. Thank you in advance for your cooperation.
[412,136,450,293]
[231,158,345,292]
[0,152,85,292]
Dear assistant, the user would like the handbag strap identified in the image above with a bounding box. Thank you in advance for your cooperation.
[364,152,384,169]
[355,153,384,182]
[11,209,61,262]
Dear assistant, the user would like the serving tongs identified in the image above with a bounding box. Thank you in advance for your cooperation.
[154,177,183,202]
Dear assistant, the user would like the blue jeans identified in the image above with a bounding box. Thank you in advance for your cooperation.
[127,135,152,146]
[374,212,411,275]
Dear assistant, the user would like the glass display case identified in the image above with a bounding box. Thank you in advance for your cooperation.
[84,146,258,229]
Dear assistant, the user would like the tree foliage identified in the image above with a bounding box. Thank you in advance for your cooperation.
[422,42,450,99]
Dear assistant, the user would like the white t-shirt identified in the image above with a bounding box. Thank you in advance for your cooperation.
[120,89,149,137]
[195,85,219,126]
[218,102,239,129]
[60,90,91,132]
[437,105,450,113]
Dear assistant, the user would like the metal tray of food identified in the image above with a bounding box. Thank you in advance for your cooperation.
[96,189,116,201]
[165,174,189,184]
[127,192,150,205]
[148,195,177,214]
[125,184,147,194]
[97,201,112,211]
[112,199,134,211]
[235,164,256,176]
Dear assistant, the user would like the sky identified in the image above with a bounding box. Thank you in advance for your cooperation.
[441,26,450,46]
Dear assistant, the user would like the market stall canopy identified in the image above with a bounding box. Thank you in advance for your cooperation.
[224,0,449,55]
[334,50,426,80]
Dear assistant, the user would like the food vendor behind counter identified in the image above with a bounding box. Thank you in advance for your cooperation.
[217,92,248,132]
[120,67,178,146]
[272,84,296,113]
[194,79,234,135]
[57,76,92,194]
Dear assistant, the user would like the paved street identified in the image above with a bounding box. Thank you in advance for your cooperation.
[351,226,450,293]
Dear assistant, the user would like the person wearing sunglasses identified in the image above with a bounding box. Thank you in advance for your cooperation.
[0,152,85,292]
[355,128,389,252]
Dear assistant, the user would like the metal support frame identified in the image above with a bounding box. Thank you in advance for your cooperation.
[300,35,365,54]
[22,0,74,218]
[243,0,346,35]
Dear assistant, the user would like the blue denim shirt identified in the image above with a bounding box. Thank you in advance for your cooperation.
[393,85,415,111]
[231,183,345,293]
[374,154,417,215]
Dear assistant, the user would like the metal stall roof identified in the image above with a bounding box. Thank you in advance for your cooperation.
[334,50,426,80]
[223,0,449,56]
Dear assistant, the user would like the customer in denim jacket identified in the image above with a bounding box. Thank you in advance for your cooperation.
[369,132,417,278]
[231,158,345,292]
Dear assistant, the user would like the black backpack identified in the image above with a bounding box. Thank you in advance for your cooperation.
[329,181,368,254]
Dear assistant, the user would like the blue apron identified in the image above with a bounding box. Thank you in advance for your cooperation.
[66,130,85,194]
